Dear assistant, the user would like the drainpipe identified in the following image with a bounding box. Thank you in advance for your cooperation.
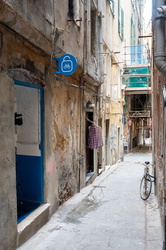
[154,0,166,74]
[98,0,104,84]
[154,2,166,248]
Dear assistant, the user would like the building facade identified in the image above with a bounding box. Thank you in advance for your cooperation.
[99,0,124,168]
[0,0,125,248]
[1,0,152,248]
[122,0,152,153]
[152,0,166,247]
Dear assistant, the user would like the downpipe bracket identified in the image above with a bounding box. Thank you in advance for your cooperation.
[155,16,166,21]
[154,53,166,73]
[157,5,166,16]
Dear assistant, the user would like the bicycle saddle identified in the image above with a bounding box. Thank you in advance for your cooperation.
[145,161,150,165]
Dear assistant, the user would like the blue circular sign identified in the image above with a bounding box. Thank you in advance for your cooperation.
[54,54,78,75]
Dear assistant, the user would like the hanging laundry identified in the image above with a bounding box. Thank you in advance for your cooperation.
[88,124,103,149]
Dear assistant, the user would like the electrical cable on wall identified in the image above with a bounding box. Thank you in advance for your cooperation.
[53,74,102,97]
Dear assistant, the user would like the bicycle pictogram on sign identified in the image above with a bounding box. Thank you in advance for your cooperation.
[54,54,78,75]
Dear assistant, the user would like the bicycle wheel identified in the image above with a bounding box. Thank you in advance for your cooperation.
[140,175,152,200]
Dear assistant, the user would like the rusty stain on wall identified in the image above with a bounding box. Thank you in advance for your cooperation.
[52,120,70,154]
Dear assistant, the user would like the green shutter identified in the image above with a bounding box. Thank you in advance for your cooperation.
[111,0,115,14]
[113,0,115,14]
[118,0,124,40]
[108,0,115,15]
[131,15,135,45]
[121,9,124,41]
[118,0,121,35]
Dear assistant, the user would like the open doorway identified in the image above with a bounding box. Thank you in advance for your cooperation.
[14,81,44,223]
[105,119,109,165]
[98,118,103,173]
[86,108,94,175]
[118,127,121,160]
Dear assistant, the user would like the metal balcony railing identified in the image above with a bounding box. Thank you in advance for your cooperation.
[129,111,151,118]
[124,45,151,66]
[122,45,151,88]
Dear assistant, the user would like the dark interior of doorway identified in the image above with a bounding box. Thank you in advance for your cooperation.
[97,119,102,172]
[105,119,109,165]
[86,111,94,174]
[16,156,42,223]
[17,201,40,223]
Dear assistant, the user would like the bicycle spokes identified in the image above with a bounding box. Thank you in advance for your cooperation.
[140,175,152,200]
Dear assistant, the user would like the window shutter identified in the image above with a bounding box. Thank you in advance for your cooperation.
[121,8,124,41]
[118,0,121,35]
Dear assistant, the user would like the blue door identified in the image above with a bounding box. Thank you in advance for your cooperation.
[15,81,44,223]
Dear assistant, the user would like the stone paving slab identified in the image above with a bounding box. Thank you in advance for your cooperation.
[18,151,163,250]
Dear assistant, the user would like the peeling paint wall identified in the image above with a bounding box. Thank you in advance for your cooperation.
[0,72,17,249]
[0,19,49,249]
[0,0,125,248]
[100,0,124,167]
[152,1,166,242]
[45,77,82,210]
[152,67,165,242]
[0,23,48,80]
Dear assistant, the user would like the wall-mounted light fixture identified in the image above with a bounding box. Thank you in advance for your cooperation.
[86,101,95,109]
[55,27,64,36]
[15,112,23,126]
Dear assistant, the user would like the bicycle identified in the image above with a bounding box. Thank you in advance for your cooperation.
[140,161,156,200]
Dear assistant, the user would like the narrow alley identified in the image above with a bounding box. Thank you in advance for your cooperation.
[18,148,162,250]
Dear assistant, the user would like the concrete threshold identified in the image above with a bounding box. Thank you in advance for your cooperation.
[86,172,94,182]
[17,203,50,248]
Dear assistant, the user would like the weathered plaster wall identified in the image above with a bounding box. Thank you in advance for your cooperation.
[101,0,124,167]
[54,1,84,68]
[0,0,52,54]
[3,0,54,38]
[0,0,101,247]
[44,70,100,215]
[0,24,48,81]
[0,21,49,249]
[83,0,102,85]
[152,6,166,241]
[152,68,165,239]
[109,114,123,165]
[0,72,17,250]
[0,17,86,215]
[45,73,82,214]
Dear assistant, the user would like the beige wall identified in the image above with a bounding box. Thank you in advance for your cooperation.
[0,1,103,248]
[0,0,147,248]
[101,0,124,165]
[0,72,17,250]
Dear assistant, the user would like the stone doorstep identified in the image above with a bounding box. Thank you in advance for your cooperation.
[17,203,50,248]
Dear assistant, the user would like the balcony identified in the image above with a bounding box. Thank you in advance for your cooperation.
[123,45,150,66]
[122,45,151,91]
[128,111,151,118]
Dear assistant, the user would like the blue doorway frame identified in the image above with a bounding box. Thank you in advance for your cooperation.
[15,80,44,223]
